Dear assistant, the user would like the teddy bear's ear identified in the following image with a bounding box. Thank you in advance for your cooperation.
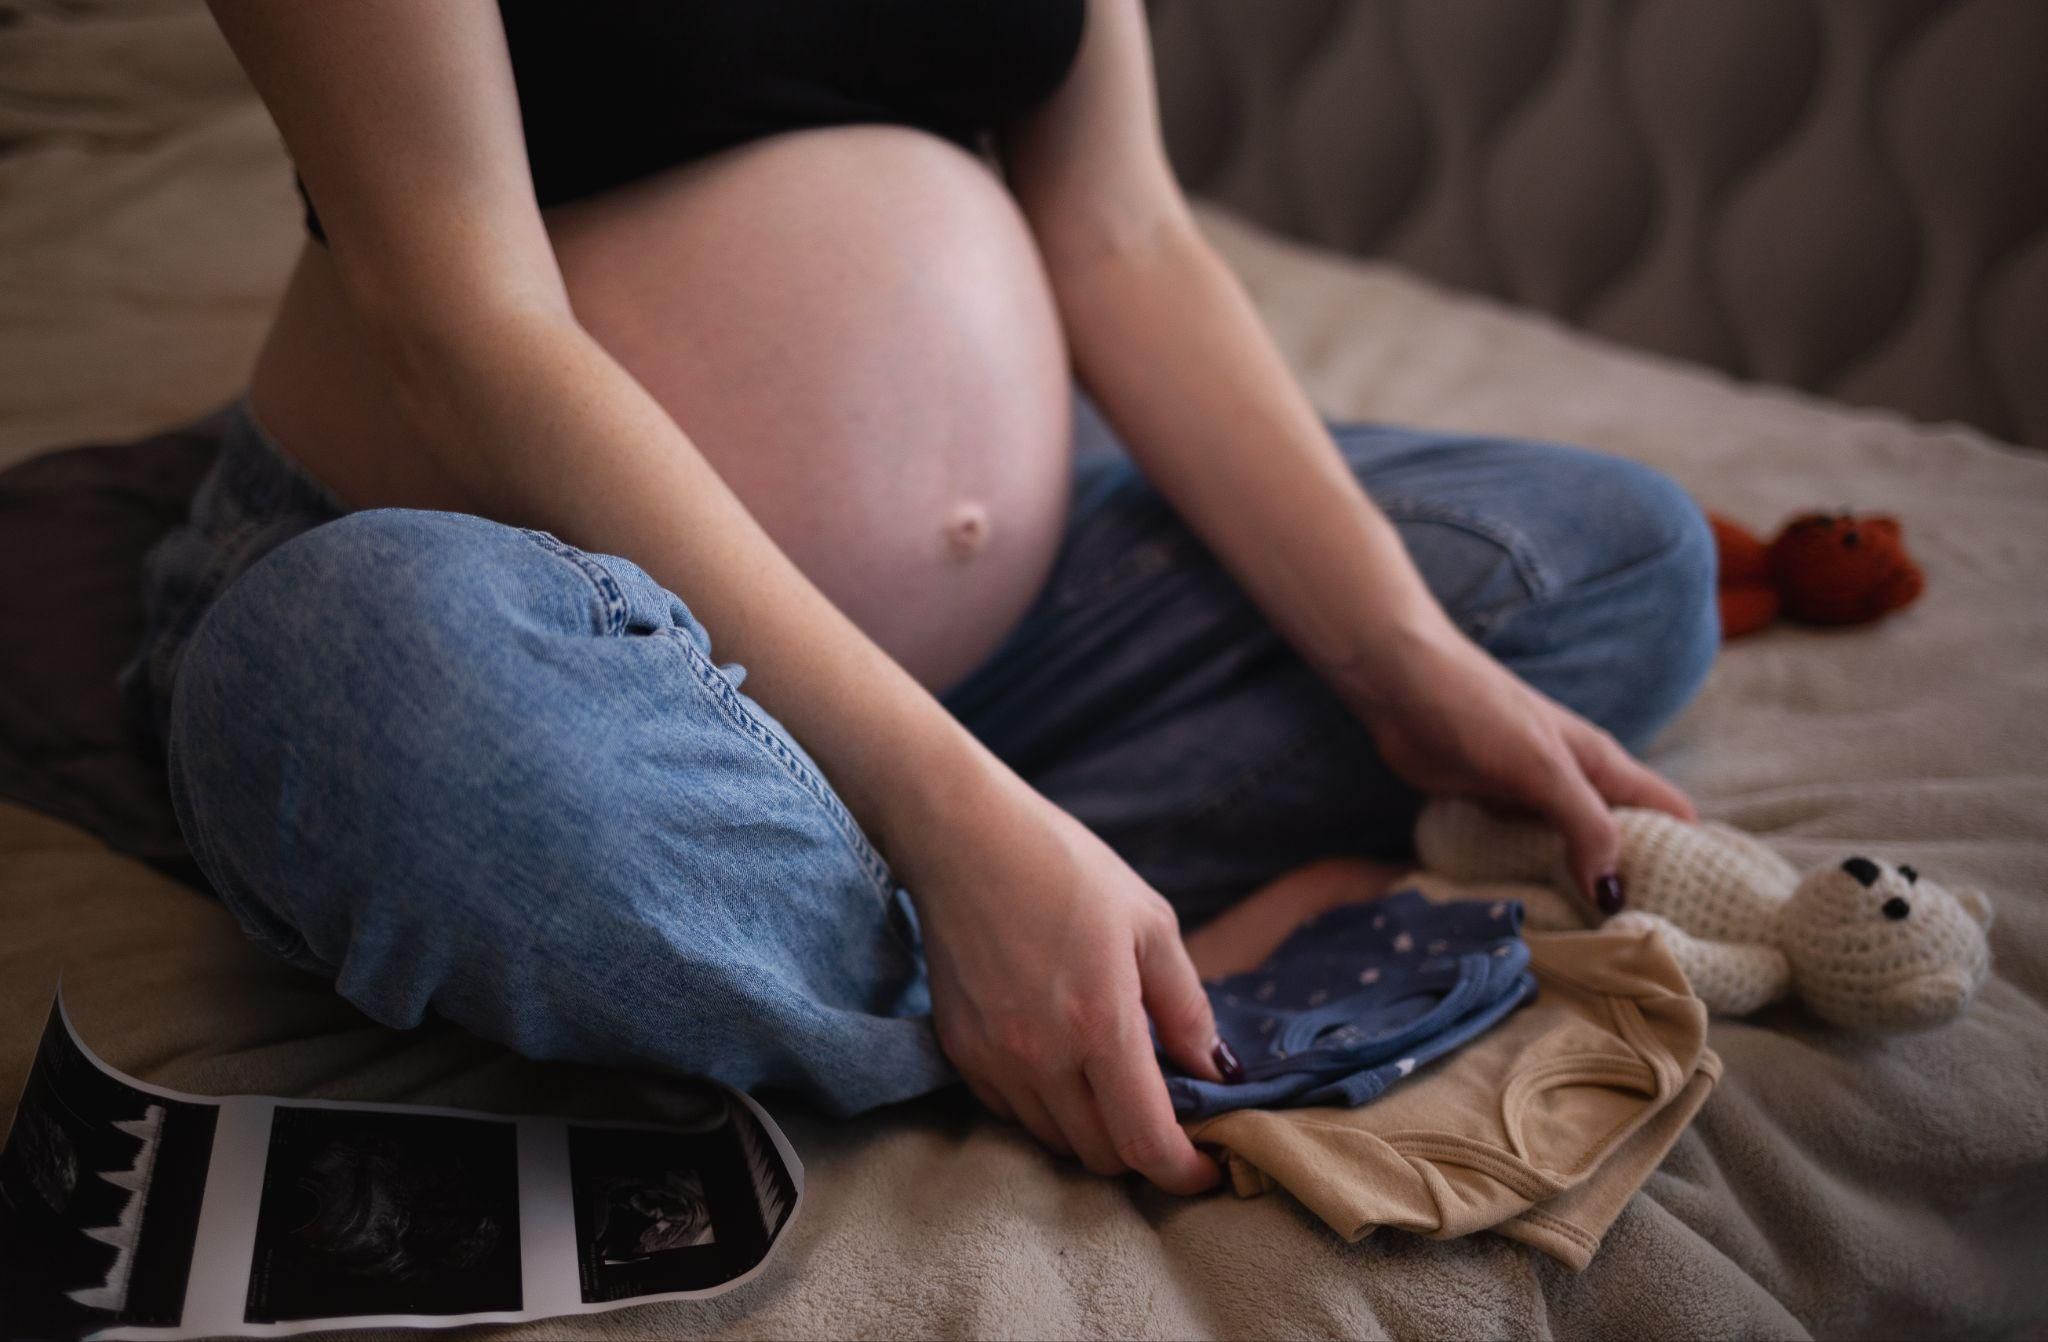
[1954,886,1995,931]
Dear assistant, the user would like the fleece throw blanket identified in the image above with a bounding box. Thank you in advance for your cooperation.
[3,3,2045,1336]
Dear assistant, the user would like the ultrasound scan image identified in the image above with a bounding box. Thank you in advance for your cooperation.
[5,998,804,1335]
[244,1106,522,1323]
[592,1167,718,1261]
[0,1002,217,1341]
[569,1094,797,1302]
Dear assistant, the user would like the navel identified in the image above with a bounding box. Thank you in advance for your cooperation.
[943,499,992,560]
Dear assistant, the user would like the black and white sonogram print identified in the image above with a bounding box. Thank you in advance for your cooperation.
[0,1001,217,1342]
[245,1106,521,1323]
[569,1094,797,1302]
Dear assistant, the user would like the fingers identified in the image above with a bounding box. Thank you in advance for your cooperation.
[1533,752,1624,912]
[1040,1074,1124,1177]
[1082,1030,1221,1196]
[1136,908,1228,1083]
[965,1067,1074,1161]
[1573,723,1697,822]
[1523,709,1699,912]
[962,1018,1219,1193]
[961,1074,1015,1125]
[1005,1085,1074,1161]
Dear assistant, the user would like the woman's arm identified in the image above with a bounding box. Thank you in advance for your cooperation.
[208,0,1229,1192]
[210,0,988,897]
[999,0,1696,906]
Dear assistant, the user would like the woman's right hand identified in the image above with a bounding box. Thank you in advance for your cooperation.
[899,767,1235,1194]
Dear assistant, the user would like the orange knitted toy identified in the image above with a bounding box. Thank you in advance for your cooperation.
[1709,510,1925,639]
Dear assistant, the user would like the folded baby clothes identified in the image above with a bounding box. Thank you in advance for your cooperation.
[1490,1052,1720,1269]
[1184,921,1717,1271]
[1166,889,1537,1119]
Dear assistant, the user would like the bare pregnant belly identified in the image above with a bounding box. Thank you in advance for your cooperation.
[246,125,1076,694]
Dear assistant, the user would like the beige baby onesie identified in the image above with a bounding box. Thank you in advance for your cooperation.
[1185,922,1719,1270]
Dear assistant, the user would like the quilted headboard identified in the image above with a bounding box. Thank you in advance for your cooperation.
[1146,0,2048,449]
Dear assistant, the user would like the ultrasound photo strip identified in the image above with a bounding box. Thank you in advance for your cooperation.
[0,1003,218,1340]
[0,990,805,1341]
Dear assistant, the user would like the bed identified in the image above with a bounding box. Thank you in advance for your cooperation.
[4,2,2045,1337]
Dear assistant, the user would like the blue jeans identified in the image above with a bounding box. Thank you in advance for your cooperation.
[122,387,1718,1115]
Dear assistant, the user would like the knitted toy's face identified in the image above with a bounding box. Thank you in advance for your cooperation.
[1767,512,1926,625]
[1783,856,1994,1031]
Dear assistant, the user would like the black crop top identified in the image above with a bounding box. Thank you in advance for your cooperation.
[294,0,1087,244]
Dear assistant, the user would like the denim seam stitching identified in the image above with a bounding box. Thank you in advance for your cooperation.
[1471,522,1711,660]
[519,529,629,635]
[512,528,900,912]
[1372,497,1557,600]
[1520,523,1703,607]
[658,627,899,903]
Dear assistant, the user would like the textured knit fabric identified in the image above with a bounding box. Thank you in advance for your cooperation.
[1416,798,1995,1030]
[1165,890,1536,1119]
[1185,923,1717,1270]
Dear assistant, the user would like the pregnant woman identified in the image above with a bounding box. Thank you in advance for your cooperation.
[124,0,1718,1195]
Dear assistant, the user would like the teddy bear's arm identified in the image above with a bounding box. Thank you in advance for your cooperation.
[1415,798,1562,883]
[1608,911,1793,1015]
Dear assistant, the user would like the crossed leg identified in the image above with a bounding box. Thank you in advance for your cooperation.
[940,415,1720,959]
[164,410,1716,1114]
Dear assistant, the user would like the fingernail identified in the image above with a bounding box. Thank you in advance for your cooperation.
[1211,1037,1244,1085]
[1595,873,1626,916]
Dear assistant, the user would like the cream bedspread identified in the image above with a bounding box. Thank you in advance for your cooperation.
[3,3,2046,1337]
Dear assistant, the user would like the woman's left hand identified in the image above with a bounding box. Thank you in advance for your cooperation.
[1340,618,1697,913]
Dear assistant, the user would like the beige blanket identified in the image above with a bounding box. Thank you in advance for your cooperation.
[4,3,2046,1336]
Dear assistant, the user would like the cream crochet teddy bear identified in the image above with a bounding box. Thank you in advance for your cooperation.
[1413,798,1994,1032]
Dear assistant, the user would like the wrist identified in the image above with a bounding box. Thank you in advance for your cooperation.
[1321,607,1467,717]
[867,721,1034,897]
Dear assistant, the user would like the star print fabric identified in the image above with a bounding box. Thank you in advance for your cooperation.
[1166,889,1536,1118]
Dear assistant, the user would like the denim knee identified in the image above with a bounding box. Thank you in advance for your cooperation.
[1603,460,1718,730]
[167,507,949,1112]
[1556,457,1718,749]
[170,509,601,949]
[1459,451,1719,752]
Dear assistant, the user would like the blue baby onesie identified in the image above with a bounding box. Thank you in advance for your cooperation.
[1165,889,1536,1119]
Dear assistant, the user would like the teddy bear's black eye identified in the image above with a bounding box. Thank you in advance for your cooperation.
[1842,529,1861,547]
[1899,864,1919,884]
[1882,897,1911,920]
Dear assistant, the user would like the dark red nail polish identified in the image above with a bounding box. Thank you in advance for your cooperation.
[1595,873,1626,916]
[1211,1038,1244,1085]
